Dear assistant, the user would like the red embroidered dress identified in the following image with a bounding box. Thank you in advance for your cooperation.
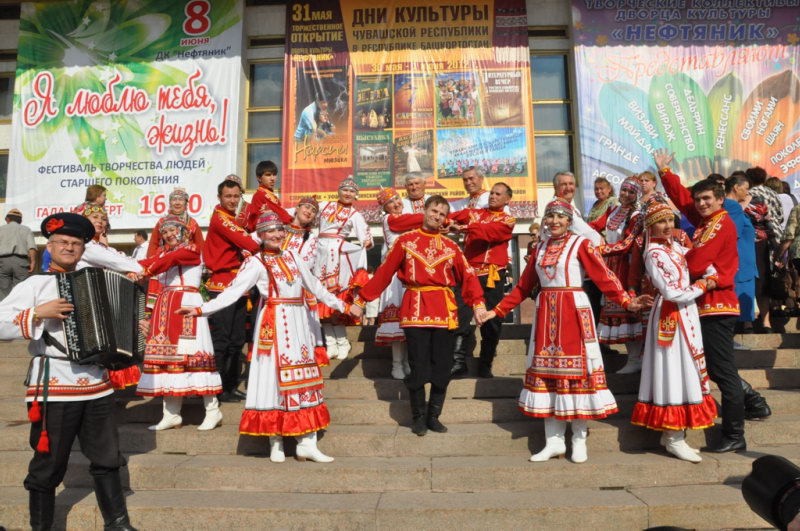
[493,234,631,420]
[136,245,221,397]
[590,204,644,343]
[631,240,717,431]
[200,250,345,437]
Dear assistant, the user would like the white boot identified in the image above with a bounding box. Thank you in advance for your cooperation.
[570,419,589,463]
[530,417,567,462]
[334,325,351,360]
[659,430,701,454]
[391,343,406,380]
[149,396,183,431]
[663,430,702,463]
[295,431,334,463]
[323,324,340,360]
[269,436,285,463]
[197,395,223,431]
[617,340,643,374]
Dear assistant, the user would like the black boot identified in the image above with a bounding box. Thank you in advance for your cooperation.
[94,470,137,531]
[450,336,468,378]
[409,388,428,436]
[427,389,448,433]
[29,489,55,531]
[478,339,495,379]
[742,378,772,419]
[705,417,747,453]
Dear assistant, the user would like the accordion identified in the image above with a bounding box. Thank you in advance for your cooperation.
[55,267,146,370]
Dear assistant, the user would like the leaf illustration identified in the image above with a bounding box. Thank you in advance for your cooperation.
[599,81,665,168]
[706,72,743,173]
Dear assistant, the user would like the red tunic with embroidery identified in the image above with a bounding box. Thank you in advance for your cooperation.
[449,208,516,281]
[660,169,740,317]
[204,206,261,292]
[356,229,485,329]
[243,186,292,233]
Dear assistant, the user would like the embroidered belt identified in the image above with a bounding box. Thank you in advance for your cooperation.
[163,286,199,293]
[407,286,458,330]
[268,297,304,305]
[319,233,346,240]
[540,287,582,292]
[475,264,505,288]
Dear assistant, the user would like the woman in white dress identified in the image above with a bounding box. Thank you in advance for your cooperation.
[631,201,717,463]
[314,176,373,360]
[180,212,347,463]
[376,188,410,379]
[136,217,223,431]
[482,199,648,463]
[404,144,422,174]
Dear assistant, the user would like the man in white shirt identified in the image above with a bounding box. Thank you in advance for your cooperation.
[450,166,490,212]
[401,174,431,214]
[551,171,601,245]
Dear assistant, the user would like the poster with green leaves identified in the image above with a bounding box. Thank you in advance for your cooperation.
[572,0,800,209]
[9,0,243,229]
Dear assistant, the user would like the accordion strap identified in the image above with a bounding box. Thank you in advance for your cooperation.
[42,330,67,355]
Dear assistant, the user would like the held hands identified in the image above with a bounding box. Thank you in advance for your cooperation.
[653,149,674,171]
[475,309,496,326]
[349,304,364,319]
[35,298,74,320]
[626,294,653,313]
[176,306,200,317]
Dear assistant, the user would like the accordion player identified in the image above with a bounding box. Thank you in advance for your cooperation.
[50,267,146,370]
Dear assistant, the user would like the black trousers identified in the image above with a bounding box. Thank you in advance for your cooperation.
[25,394,125,492]
[700,315,745,438]
[477,272,506,364]
[404,328,455,394]
[207,291,247,393]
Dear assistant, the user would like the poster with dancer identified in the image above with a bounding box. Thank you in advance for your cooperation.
[284,0,536,217]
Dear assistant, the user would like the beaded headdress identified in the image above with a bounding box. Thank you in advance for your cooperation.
[256,211,284,233]
[297,195,319,212]
[376,187,399,207]
[338,176,358,192]
[169,187,189,202]
[543,198,573,220]
[620,175,642,197]
[644,199,675,228]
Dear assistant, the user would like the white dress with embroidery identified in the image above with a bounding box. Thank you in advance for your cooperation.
[314,201,372,296]
[632,240,717,430]
[136,259,221,397]
[200,251,345,436]
[374,215,405,344]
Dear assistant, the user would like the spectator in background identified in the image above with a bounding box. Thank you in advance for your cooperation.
[725,174,757,334]
[746,167,784,333]
[0,208,37,300]
[131,230,148,260]
[587,177,618,223]
[782,180,798,207]
[768,177,795,232]
[525,222,540,262]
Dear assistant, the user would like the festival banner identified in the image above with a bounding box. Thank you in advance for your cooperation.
[572,0,800,211]
[8,0,244,229]
[284,0,537,220]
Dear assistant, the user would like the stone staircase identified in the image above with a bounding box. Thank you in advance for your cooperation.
[0,326,797,530]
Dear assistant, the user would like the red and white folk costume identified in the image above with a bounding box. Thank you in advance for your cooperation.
[136,222,223,431]
[631,201,717,463]
[243,183,292,233]
[280,196,326,367]
[590,176,644,347]
[77,205,144,390]
[314,177,373,359]
[492,199,633,463]
[200,214,346,462]
[401,194,431,214]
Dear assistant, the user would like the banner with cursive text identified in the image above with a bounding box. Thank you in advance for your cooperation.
[571,0,800,210]
[283,0,537,220]
[8,0,243,229]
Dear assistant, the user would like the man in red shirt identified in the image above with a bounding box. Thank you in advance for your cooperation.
[204,178,261,402]
[243,160,292,232]
[656,150,770,453]
[351,196,486,436]
[449,183,516,378]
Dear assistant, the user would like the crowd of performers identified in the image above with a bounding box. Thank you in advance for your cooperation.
[0,155,778,529]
